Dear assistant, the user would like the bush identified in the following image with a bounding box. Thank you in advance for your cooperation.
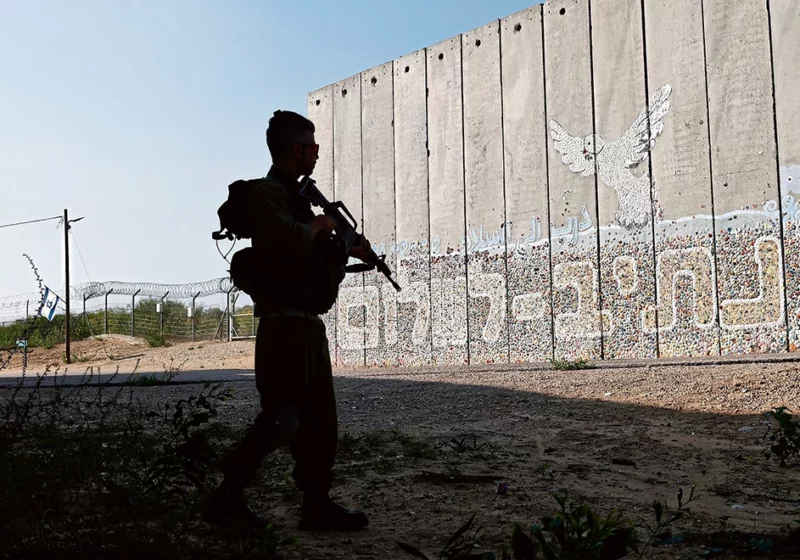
[397,492,639,560]
[509,491,639,560]
[0,372,259,557]
[763,407,800,467]
[145,332,170,347]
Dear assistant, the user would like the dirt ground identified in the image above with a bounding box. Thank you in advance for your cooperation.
[1,333,255,374]
[3,337,800,558]
[218,362,799,559]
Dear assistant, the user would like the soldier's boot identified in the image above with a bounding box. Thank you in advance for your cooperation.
[298,493,369,532]
[202,478,269,533]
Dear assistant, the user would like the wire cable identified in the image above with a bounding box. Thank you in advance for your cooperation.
[0,215,62,229]
[69,229,93,283]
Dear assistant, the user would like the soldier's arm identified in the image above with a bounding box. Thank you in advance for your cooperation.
[248,185,314,257]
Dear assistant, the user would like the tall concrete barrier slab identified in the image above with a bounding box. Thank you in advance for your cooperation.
[643,0,720,358]
[501,6,553,364]
[333,75,366,367]
[543,0,603,361]
[426,37,468,366]
[462,20,509,365]
[591,0,657,360]
[306,86,338,360]
[306,87,335,207]
[770,0,800,353]
[307,0,800,369]
[361,63,397,366]
[393,49,433,366]
[704,0,788,356]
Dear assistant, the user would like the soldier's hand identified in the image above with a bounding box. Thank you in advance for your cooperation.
[350,234,372,261]
[311,215,336,238]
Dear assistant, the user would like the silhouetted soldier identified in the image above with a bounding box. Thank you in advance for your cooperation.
[203,110,371,533]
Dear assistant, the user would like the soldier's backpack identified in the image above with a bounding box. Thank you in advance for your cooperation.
[212,179,264,242]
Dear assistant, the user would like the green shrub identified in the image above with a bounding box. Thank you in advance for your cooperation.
[144,332,169,347]
[510,491,639,560]
[763,407,800,467]
[550,358,591,371]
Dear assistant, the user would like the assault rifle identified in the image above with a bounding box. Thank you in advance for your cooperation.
[299,176,401,292]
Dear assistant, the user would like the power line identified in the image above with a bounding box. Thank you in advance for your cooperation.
[0,215,62,229]
[69,229,92,283]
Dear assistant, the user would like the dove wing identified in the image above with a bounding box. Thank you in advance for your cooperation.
[549,119,595,177]
[610,84,673,167]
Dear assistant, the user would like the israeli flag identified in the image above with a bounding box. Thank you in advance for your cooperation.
[40,286,60,322]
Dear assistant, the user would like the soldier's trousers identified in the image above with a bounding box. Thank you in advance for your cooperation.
[218,315,337,496]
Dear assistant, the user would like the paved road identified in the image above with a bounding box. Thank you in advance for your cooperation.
[0,368,255,387]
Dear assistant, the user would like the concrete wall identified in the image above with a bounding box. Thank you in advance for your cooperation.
[307,0,800,367]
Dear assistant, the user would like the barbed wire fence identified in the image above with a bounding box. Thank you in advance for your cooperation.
[0,276,258,354]
[0,209,261,372]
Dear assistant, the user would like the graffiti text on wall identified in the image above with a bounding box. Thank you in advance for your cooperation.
[338,192,793,351]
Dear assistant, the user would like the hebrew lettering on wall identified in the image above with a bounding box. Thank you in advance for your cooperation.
[467,270,506,343]
[324,209,792,356]
[336,286,371,352]
[319,201,797,357]
[643,247,716,332]
[552,261,610,339]
[719,236,784,330]
[385,273,430,347]
[431,275,468,349]
[715,208,787,355]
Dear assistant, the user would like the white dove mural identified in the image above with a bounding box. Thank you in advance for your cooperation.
[549,84,673,229]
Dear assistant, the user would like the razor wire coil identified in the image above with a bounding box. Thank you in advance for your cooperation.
[0,277,237,310]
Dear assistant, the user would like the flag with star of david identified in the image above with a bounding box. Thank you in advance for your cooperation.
[39,286,61,322]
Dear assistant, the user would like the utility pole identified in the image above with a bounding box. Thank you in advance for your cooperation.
[62,209,84,365]
[64,209,71,364]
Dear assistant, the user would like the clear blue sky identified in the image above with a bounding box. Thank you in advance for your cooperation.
[0,0,541,301]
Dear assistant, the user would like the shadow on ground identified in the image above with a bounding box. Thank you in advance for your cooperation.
[2,366,799,559]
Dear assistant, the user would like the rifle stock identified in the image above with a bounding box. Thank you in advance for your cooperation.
[299,176,401,292]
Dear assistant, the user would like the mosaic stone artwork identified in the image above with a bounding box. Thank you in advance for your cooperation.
[328,190,795,363]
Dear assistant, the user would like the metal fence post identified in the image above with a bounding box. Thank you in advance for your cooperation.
[104,288,113,334]
[191,291,201,342]
[225,288,234,342]
[230,291,239,341]
[131,289,141,337]
[159,291,169,336]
